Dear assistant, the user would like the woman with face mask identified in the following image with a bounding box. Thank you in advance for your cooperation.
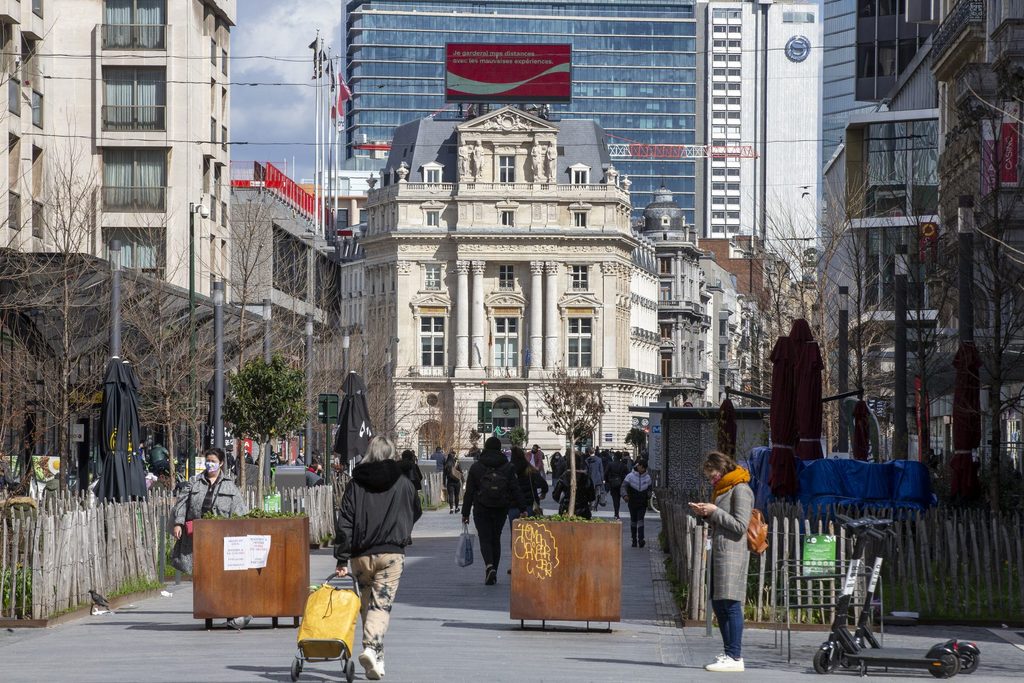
[170,447,248,628]
[688,450,753,673]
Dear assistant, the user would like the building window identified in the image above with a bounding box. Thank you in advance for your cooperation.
[500,209,515,227]
[570,265,588,291]
[425,167,441,183]
[103,67,166,130]
[659,283,672,302]
[567,318,592,368]
[104,226,165,274]
[424,263,441,290]
[661,352,672,378]
[102,0,167,50]
[8,191,20,230]
[659,257,672,274]
[31,201,43,238]
[659,323,672,340]
[211,38,217,65]
[221,48,228,76]
[425,209,440,227]
[494,317,519,368]
[498,264,515,291]
[498,155,515,183]
[420,316,445,367]
[719,318,728,337]
[573,211,588,228]
[572,168,588,184]
[8,77,19,116]
[221,125,227,151]
[30,91,42,128]
[102,148,167,212]
[661,216,670,227]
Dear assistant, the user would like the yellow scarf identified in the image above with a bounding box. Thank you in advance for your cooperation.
[712,466,751,500]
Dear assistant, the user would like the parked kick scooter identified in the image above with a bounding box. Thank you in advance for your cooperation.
[813,515,962,678]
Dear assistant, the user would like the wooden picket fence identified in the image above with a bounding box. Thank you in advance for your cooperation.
[659,489,1024,623]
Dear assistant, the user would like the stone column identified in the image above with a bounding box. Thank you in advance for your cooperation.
[544,261,559,369]
[529,261,544,371]
[470,260,485,369]
[455,261,470,370]
[674,320,683,379]
[675,251,684,303]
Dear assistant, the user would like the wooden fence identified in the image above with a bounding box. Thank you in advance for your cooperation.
[659,489,1024,623]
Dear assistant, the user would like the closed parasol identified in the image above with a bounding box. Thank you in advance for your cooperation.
[790,319,824,460]
[717,397,737,456]
[852,399,871,461]
[333,372,374,469]
[768,335,799,498]
[950,342,982,501]
[96,359,148,502]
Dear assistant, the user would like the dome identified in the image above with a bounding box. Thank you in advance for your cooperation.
[642,186,686,233]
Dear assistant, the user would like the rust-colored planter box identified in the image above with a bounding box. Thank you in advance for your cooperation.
[192,517,310,628]
[509,519,621,624]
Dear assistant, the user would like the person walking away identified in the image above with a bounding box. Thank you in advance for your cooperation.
[528,444,546,478]
[552,455,596,519]
[585,448,605,510]
[549,451,566,484]
[509,447,548,524]
[622,460,653,546]
[334,436,422,681]
[605,452,630,520]
[170,448,249,629]
[462,436,526,585]
[398,450,423,491]
[689,450,753,673]
[431,446,445,472]
[443,451,463,514]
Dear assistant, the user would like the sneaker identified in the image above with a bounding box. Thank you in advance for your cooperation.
[631,539,638,548]
[485,566,497,585]
[705,656,744,672]
[359,647,385,680]
[639,539,646,548]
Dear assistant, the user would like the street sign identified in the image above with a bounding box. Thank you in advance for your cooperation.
[604,433,613,443]
[631,417,640,428]
[641,417,650,427]
[652,424,661,434]
[477,401,493,423]
[318,393,340,424]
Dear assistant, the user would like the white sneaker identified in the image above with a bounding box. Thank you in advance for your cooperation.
[359,647,385,680]
[705,656,744,672]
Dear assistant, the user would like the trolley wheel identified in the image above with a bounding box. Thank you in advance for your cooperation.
[959,651,980,674]
[290,658,302,682]
[813,648,835,674]
[344,658,355,683]
[929,653,961,679]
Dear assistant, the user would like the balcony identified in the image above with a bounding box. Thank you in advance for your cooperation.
[931,0,985,80]
[407,365,449,378]
[565,366,603,379]
[102,105,166,131]
[618,368,660,385]
[101,24,167,50]
[486,366,521,379]
[102,186,166,213]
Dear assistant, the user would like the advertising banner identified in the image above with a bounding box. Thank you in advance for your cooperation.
[445,43,572,103]
[1000,103,1020,185]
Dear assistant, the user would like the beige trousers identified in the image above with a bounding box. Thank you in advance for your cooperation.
[350,553,405,655]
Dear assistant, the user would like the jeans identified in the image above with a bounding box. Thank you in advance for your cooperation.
[609,484,622,517]
[628,502,646,543]
[351,553,405,656]
[473,505,508,571]
[446,482,461,510]
[711,598,744,660]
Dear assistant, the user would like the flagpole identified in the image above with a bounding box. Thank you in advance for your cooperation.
[314,33,322,236]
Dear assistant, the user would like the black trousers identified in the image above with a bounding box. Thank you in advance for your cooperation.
[609,484,623,517]
[473,505,508,571]
[628,503,647,542]
[446,482,461,509]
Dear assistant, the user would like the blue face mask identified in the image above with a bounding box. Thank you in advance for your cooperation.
[205,461,220,474]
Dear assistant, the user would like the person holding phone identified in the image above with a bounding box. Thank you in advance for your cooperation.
[689,451,753,673]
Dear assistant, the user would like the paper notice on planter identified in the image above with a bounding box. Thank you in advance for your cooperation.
[223,536,249,571]
[247,535,271,569]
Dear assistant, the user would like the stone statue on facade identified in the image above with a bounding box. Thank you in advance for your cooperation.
[544,145,557,184]
[605,164,619,186]
[366,173,377,189]
[472,141,485,180]
[531,143,545,183]
[458,143,472,180]
[396,161,409,182]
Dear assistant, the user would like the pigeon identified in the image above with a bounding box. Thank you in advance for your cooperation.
[89,589,114,614]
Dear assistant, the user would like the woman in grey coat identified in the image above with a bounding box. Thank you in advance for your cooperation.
[689,450,753,673]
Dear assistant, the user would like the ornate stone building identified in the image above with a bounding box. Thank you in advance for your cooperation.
[340,106,660,455]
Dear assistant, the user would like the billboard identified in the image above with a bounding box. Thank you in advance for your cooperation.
[445,43,572,103]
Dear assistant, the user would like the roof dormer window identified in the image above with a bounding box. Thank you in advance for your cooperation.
[422,161,443,184]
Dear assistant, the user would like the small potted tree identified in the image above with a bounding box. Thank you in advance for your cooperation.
[508,426,528,449]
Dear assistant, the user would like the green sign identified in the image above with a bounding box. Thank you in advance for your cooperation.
[802,534,837,576]
[264,492,282,513]
[477,401,493,422]
[318,393,340,423]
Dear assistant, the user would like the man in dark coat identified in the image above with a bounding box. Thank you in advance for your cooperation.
[462,436,526,585]
[549,451,566,483]
[552,454,595,519]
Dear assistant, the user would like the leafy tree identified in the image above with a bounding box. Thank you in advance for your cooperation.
[508,426,527,448]
[224,353,306,506]
[625,427,647,458]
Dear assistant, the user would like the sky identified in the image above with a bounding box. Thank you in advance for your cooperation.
[230,1,343,182]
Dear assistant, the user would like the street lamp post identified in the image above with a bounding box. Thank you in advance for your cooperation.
[212,280,225,450]
[188,201,208,478]
[262,298,272,485]
[894,245,908,460]
[342,333,351,376]
[110,240,122,359]
[837,285,849,453]
[305,313,314,466]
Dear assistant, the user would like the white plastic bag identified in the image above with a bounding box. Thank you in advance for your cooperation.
[455,524,475,567]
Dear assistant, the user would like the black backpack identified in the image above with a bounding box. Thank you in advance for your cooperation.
[475,464,512,508]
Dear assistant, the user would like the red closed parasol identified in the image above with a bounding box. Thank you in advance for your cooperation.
[768,335,798,498]
[790,319,824,460]
[717,398,737,456]
[950,341,982,501]
[852,399,871,461]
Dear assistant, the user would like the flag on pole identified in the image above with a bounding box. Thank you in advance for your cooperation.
[338,74,352,106]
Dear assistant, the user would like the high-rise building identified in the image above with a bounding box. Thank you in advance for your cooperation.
[343,0,698,221]
[822,0,933,165]
[2,0,234,296]
[696,0,822,240]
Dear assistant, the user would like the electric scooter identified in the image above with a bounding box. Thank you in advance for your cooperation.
[813,516,962,678]
[849,522,981,675]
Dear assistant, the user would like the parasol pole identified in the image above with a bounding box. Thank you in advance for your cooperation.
[893,245,908,460]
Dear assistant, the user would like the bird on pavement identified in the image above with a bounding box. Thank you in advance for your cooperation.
[89,589,114,614]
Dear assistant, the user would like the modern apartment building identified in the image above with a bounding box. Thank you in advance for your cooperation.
[696,0,821,241]
[822,0,934,165]
[338,105,660,454]
[343,0,698,221]
[2,0,234,297]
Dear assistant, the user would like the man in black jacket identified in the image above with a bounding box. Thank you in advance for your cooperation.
[334,437,421,681]
[462,436,526,585]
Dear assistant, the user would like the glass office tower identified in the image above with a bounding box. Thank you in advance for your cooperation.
[345,0,698,221]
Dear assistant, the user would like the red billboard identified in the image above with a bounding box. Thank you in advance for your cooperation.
[445,43,572,103]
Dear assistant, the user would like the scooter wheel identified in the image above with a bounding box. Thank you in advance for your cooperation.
[929,653,960,679]
[959,651,979,675]
[813,648,835,674]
